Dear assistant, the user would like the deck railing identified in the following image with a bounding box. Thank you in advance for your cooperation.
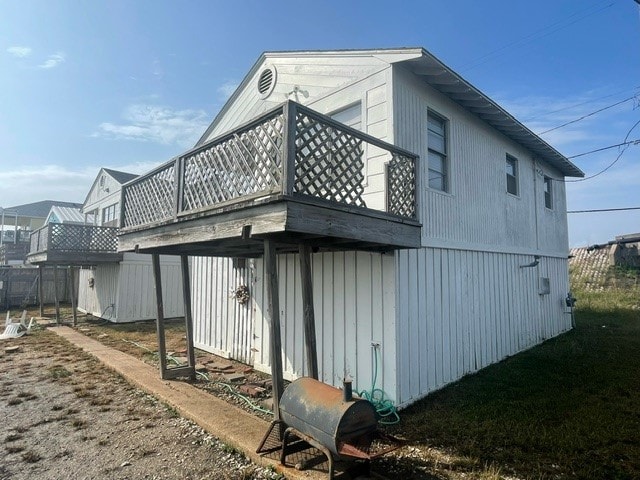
[121,101,418,231]
[29,223,119,255]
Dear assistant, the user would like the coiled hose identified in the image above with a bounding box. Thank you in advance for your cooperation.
[358,346,400,425]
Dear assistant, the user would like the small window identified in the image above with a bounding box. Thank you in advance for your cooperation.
[543,176,553,209]
[428,111,448,192]
[506,154,518,196]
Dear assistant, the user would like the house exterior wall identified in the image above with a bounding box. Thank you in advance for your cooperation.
[82,171,123,226]
[77,253,183,323]
[203,54,390,141]
[189,54,575,409]
[78,264,119,320]
[191,257,254,363]
[252,251,397,398]
[391,65,572,406]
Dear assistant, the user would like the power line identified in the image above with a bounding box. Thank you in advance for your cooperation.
[461,1,615,72]
[524,86,640,122]
[538,95,638,135]
[566,119,640,183]
[568,206,640,213]
[566,139,640,159]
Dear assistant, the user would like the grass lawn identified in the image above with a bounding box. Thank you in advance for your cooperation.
[388,286,640,479]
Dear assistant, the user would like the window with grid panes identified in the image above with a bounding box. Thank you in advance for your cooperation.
[428,111,447,191]
[506,154,518,195]
[102,203,118,227]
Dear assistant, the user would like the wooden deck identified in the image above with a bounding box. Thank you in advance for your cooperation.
[27,223,123,266]
[118,101,421,256]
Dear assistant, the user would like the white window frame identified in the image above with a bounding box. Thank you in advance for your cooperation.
[427,110,448,192]
[101,203,118,226]
[506,154,519,196]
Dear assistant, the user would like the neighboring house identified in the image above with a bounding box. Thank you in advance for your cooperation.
[118,48,583,408]
[45,205,94,225]
[27,168,184,323]
[1,200,82,265]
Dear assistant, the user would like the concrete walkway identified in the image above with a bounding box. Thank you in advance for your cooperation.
[52,326,323,479]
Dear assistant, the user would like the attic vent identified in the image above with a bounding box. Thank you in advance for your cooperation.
[257,66,276,98]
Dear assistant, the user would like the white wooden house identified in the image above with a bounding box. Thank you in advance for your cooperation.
[76,168,184,322]
[181,48,584,408]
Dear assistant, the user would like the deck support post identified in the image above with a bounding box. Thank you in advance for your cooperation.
[264,239,284,419]
[69,267,77,327]
[38,265,44,318]
[53,264,60,325]
[151,253,169,379]
[299,244,318,380]
[180,254,196,381]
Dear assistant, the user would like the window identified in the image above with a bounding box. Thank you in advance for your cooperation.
[330,103,362,130]
[101,203,118,227]
[506,154,518,195]
[428,111,448,191]
[544,175,553,209]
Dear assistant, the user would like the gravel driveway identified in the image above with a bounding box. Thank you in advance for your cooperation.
[0,329,283,480]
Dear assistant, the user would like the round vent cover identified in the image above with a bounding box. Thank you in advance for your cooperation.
[257,66,276,98]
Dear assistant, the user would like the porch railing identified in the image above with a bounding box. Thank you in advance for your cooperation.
[121,101,418,231]
[29,224,119,255]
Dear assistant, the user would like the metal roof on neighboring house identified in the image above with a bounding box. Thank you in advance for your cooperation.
[2,200,83,219]
[47,205,93,224]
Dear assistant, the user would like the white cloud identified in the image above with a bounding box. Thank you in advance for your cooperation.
[38,52,65,69]
[7,46,32,58]
[93,104,210,147]
[217,81,238,100]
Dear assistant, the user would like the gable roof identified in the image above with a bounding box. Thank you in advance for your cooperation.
[103,168,138,185]
[3,200,82,219]
[82,168,139,208]
[198,47,583,178]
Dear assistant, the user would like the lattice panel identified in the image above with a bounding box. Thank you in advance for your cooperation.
[48,224,118,252]
[294,113,366,208]
[386,154,417,219]
[30,230,43,253]
[123,163,176,228]
[182,115,284,213]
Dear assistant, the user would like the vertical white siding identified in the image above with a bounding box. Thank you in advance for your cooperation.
[191,257,254,364]
[252,251,397,399]
[77,254,184,323]
[115,254,184,322]
[77,264,119,320]
[395,247,571,407]
[392,66,570,257]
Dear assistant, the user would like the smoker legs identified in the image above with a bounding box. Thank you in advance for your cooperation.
[281,426,335,479]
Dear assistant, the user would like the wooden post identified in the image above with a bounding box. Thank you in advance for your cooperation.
[299,244,319,380]
[53,264,60,325]
[180,254,196,380]
[69,267,77,327]
[151,253,168,379]
[264,239,284,419]
[38,265,44,318]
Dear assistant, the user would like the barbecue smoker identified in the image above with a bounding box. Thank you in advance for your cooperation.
[259,377,401,479]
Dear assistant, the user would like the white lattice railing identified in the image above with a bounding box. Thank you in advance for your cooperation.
[29,224,118,254]
[121,101,418,231]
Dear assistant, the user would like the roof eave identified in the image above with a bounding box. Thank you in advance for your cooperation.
[402,50,584,178]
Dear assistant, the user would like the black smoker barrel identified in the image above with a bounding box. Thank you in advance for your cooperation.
[279,377,378,458]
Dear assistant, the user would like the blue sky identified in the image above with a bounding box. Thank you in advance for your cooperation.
[1,0,639,246]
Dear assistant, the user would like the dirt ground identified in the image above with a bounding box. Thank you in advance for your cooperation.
[0,328,283,480]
